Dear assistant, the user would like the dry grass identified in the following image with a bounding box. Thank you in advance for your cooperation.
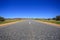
[0,19,21,24]
[35,19,60,24]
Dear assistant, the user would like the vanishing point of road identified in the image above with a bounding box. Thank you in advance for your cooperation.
[0,20,60,40]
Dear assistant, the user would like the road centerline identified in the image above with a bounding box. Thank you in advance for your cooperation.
[29,22,31,24]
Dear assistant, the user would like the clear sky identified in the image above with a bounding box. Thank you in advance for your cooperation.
[0,0,60,18]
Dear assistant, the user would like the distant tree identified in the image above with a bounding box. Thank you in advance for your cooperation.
[52,18,56,20]
[0,16,5,22]
[56,15,60,21]
[47,18,51,20]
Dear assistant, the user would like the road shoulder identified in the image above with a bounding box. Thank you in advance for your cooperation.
[35,20,60,27]
[0,20,24,27]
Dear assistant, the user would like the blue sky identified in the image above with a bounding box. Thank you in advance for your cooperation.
[0,0,60,18]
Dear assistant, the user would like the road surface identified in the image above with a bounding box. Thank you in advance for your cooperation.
[0,20,60,40]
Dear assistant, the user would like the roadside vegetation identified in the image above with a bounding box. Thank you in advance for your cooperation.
[0,16,5,22]
[35,15,60,24]
[0,16,21,24]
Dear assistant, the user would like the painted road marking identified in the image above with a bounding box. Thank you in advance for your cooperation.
[29,22,31,24]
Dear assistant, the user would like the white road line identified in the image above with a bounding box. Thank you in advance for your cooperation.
[29,22,31,24]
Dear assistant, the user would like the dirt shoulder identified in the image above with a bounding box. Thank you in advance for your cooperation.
[0,20,23,27]
[35,20,60,27]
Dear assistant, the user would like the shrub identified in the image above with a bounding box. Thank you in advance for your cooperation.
[0,16,5,22]
[52,18,56,20]
[56,15,60,21]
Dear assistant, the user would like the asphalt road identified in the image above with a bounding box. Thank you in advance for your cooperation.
[0,20,60,40]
